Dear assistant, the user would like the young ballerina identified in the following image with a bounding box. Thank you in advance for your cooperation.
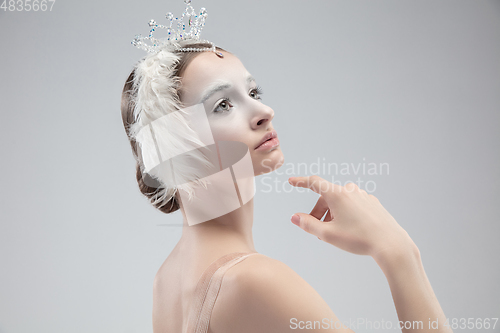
[121,2,452,332]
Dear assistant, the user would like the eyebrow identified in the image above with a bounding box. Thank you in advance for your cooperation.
[199,74,256,104]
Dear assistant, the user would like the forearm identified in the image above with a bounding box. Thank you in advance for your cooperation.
[374,243,452,333]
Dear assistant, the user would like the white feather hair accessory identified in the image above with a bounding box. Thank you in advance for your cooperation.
[128,39,219,209]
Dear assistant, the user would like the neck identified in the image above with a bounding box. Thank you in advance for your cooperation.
[178,197,256,255]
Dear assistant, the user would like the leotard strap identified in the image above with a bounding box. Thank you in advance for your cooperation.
[185,252,261,333]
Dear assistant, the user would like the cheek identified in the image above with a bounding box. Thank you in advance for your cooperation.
[209,119,249,144]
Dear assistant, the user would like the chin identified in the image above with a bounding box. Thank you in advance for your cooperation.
[253,147,284,176]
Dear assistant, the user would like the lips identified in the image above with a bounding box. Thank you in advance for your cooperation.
[255,130,278,150]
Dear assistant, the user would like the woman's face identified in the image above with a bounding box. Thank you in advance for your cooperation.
[180,51,284,176]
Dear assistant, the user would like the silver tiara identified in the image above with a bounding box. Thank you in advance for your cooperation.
[131,0,223,57]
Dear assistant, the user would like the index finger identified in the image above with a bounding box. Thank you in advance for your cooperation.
[288,175,340,197]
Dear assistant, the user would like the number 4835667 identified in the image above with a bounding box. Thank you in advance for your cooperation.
[1,0,56,11]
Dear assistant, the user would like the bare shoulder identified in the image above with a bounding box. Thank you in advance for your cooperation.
[210,254,353,333]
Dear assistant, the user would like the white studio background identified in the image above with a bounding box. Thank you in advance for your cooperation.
[1,1,499,332]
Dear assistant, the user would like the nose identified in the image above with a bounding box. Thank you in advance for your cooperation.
[251,102,274,129]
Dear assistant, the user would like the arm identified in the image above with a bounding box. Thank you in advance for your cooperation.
[288,175,453,333]
[373,243,453,332]
[210,255,355,333]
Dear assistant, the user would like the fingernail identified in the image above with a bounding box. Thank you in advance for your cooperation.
[291,214,300,226]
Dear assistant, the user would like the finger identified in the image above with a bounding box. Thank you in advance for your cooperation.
[291,213,329,239]
[288,175,341,198]
[309,196,329,221]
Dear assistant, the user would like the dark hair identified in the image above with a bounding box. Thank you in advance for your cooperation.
[120,42,227,214]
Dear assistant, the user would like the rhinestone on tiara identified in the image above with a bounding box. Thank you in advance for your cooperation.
[131,0,223,58]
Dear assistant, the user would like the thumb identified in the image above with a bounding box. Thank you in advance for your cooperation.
[291,213,326,238]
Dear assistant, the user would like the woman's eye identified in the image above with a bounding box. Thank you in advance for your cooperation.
[214,99,232,113]
[249,86,263,100]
